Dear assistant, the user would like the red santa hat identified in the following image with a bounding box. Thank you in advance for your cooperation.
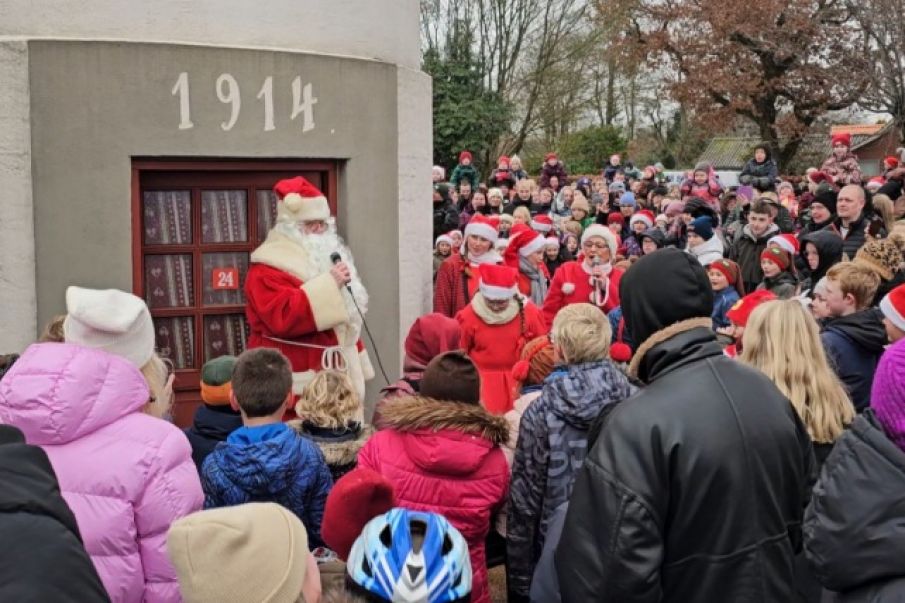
[544,236,560,249]
[580,224,618,258]
[273,176,330,223]
[630,210,655,229]
[880,284,905,334]
[531,215,554,233]
[435,234,454,248]
[867,176,885,191]
[884,156,900,170]
[505,225,546,263]
[726,290,777,327]
[831,132,852,148]
[459,150,473,163]
[463,214,499,243]
[478,264,519,300]
[768,234,800,256]
[498,155,511,168]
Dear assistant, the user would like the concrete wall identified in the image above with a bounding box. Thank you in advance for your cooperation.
[0,0,421,70]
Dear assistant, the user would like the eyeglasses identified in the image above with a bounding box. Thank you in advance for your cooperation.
[582,241,608,250]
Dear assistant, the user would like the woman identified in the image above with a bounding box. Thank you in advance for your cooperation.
[543,225,622,327]
[434,214,501,318]
[804,338,905,600]
[457,264,546,415]
[799,230,843,296]
[871,193,897,235]
[358,351,509,603]
[458,188,489,229]
[504,224,549,307]
[486,187,505,215]
[0,287,203,602]
[543,236,567,278]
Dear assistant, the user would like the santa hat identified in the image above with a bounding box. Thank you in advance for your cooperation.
[273,176,330,223]
[831,132,852,148]
[761,247,792,271]
[544,236,560,249]
[544,152,558,162]
[463,214,499,243]
[808,171,831,185]
[322,468,395,561]
[768,234,800,256]
[581,224,618,258]
[630,210,655,229]
[885,156,900,170]
[435,234,454,248]
[867,176,885,191]
[880,284,905,334]
[531,215,554,233]
[478,264,519,300]
[63,286,155,368]
[726,290,777,327]
[505,225,546,263]
[655,213,668,225]
[449,229,463,239]
[459,150,473,163]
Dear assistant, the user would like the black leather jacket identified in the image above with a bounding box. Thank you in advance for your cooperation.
[556,327,816,603]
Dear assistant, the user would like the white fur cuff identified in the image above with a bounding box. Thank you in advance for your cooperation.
[301,272,350,331]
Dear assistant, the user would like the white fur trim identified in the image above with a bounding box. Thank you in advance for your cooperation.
[581,225,618,258]
[881,295,905,333]
[530,219,553,233]
[480,282,518,300]
[464,221,499,243]
[562,282,576,295]
[768,235,795,256]
[360,348,376,381]
[251,230,319,282]
[277,193,330,223]
[301,272,350,332]
[519,234,546,257]
[630,214,653,228]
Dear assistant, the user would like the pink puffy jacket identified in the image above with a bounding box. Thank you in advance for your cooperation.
[0,343,203,602]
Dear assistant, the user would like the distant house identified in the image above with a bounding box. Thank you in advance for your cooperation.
[696,122,902,177]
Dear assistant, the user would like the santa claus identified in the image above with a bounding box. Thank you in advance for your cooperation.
[244,176,374,403]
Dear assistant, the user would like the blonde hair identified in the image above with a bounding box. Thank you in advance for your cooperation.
[40,315,66,342]
[141,354,173,419]
[740,300,854,443]
[552,303,611,364]
[487,187,504,201]
[826,262,880,310]
[295,370,361,429]
[513,206,532,223]
[872,194,896,234]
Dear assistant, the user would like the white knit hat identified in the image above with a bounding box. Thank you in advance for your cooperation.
[167,503,309,603]
[63,286,155,368]
[580,224,618,258]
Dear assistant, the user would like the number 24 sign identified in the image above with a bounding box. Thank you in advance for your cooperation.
[212,268,239,291]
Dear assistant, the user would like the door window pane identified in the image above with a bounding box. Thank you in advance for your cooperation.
[154,316,195,369]
[204,314,249,361]
[256,189,278,243]
[202,190,248,243]
[144,254,194,309]
[202,252,249,306]
[143,191,191,244]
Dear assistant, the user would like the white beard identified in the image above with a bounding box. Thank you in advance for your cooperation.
[275,220,369,335]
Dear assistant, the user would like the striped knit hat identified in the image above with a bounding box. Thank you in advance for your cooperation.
[200,355,236,406]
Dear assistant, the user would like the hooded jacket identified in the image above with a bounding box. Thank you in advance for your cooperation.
[201,422,333,547]
[506,360,636,597]
[821,309,887,411]
[739,154,779,191]
[804,411,905,600]
[686,232,724,266]
[0,343,203,603]
[0,424,109,603]
[358,396,510,603]
[729,222,780,293]
[556,249,815,603]
[290,421,373,483]
[799,230,843,295]
[184,404,243,471]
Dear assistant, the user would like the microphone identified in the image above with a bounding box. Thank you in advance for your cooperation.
[330,252,352,291]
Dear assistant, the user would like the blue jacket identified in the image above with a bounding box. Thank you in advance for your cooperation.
[201,423,333,547]
[506,360,636,596]
[184,405,243,472]
[821,309,887,412]
[711,287,740,330]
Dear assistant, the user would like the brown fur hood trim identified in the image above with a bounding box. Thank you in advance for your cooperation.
[287,422,373,466]
[378,396,509,446]
[628,317,713,380]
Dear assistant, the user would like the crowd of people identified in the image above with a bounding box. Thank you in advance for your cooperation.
[1,136,905,603]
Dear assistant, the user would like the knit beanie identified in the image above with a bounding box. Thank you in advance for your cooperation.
[420,351,481,404]
[708,258,746,297]
[854,237,904,281]
[608,181,626,194]
[607,212,625,226]
[200,355,236,406]
[63,286,155,368]
[570,193,591,213]
[403,313,462,368]
[688,216,714,241]
[322,468,396,561]
[619,192,637,207]
[761,247,792,272]
[167,503,309,603]
[811,188,838,215]
[665,201,685,218]
[511,336,555,387]
[870,338,905,454]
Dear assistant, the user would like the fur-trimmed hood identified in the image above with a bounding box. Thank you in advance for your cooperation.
[289,421,373,467]
[377,396,509,446]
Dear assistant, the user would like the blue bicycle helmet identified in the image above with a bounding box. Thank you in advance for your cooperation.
[346,507,472,603]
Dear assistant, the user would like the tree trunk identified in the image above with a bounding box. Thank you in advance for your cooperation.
[605,59,617,125]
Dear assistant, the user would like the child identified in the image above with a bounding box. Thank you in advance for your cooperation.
[184,355,243,471]
[513,205,532,226]
[759,247,798,295]
[504,336,557,468]
[358,352,509,603]
[489,155,516,190]
[539,152,568,189]
[820,132,862,187]
[449,150,479,191]
[291,370,371,483]
[433,233,453,281]
[510,154,528,182]
[569,192,593,229]
[680,163,722,211]
[606,212,624,250]
[879,283,905,343]
[821,262,886,410]
[728,199,780,292]
[498,213,514,239]
[686,216,724,266]
[457,264,547,414]
[720,289,777,357]
[621,210,655,258]
[655,213,669,233]
[201,348,333,547]
[811,277,833,322]
[544,236,566,278]
[641,227,666,255]
[507,303,636,601]
[505,179,534,214]
[708,258,745,330]
[800,231,843,297]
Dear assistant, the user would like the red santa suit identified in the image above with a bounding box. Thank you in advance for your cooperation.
[244,177,374,401]
[456,264,547,415]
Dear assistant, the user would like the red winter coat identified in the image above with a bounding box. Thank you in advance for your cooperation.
[457,300,547,415]
[358,396,510,603]
[541,261,622,328]
[434,253,483,318]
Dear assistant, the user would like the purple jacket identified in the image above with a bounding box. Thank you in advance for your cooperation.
[0,343,203,603]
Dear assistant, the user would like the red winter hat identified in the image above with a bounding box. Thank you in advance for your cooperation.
[761,247,792,271]
[726,290,777,327]
[322,468,395,561]
[531,215,554,233]
[808,171,831,185]
[768,233,800,256]
[404,313,462,367]
[478,263,519,300]
[708,258,741,286]
[545,152,558,162]
[880,283,905,334]
[273,176,330,223]
[607,212,624,225]
[498,155,511,168]
[463,214,499,243]
[504,224,546,266]
[885,156,900,170]
[630,210,655,229]
[459,150,473,163]
[831,132,852,148]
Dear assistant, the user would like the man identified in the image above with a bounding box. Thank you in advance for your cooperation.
[245,176,374,401]
[556,248,814,603]
[824,184,885,258]
[728,199,780,292]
